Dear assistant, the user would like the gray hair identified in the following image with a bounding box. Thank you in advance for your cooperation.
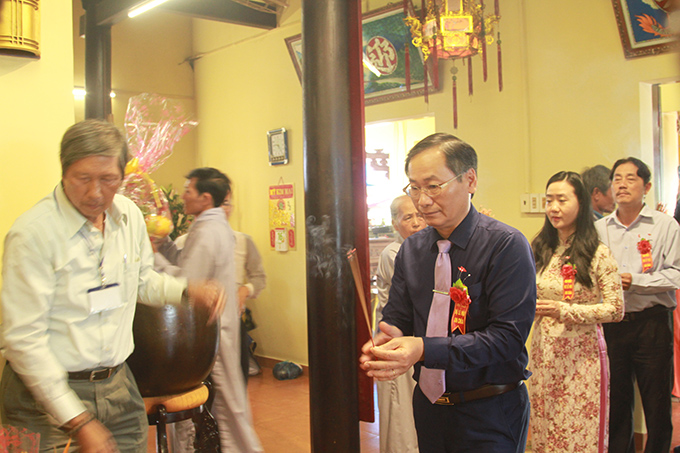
[60,119,129,176]
[390,195,412,221]
[581,164,611,195]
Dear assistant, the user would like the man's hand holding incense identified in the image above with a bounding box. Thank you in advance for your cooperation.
[359,322,424,381]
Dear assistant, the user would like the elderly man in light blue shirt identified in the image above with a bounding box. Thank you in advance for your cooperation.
[595,157,680,453]
[0,120,224,453]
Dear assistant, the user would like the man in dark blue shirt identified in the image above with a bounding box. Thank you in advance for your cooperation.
[360,133,536,452]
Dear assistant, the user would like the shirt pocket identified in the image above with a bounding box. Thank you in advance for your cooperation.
[55,253,98,316]
[123,254,142,302]
[465,282,486,332]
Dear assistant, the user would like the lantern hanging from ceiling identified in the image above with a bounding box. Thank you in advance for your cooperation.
[404,0,501,128]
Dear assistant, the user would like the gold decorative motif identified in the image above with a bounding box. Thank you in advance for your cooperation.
[0,0,40,58]
[404,0,499,61]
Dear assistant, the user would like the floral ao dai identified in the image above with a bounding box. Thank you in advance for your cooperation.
[530,241,623,453]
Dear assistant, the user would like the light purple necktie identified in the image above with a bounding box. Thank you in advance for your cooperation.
[419,239,452,404]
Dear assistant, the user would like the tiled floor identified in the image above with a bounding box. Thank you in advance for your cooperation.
[148,367,680,452]
[247,365,380,452]
[248,366,680,453]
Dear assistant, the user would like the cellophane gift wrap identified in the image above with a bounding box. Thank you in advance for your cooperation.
[119,93,198,239]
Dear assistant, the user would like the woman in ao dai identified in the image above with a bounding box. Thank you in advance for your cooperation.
[530,171,623,453]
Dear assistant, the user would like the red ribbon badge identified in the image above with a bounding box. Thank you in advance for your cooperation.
[433,267,472,334]
[561,263,577,300]
[637,238,653,272]
[449,286,472,334]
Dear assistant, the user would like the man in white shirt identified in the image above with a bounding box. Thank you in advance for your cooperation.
[0,119,224,453]
[157,168,262,453]
[595,157,680,453]
[374,195,425,453]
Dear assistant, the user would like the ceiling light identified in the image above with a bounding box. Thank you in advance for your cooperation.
[72,88,117,99]
[128,0,170,18]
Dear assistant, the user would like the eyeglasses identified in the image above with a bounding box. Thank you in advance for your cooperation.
[403,173,464,198]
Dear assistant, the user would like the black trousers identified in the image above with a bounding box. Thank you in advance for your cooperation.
[412,382,529,453]
[603,306,674,453]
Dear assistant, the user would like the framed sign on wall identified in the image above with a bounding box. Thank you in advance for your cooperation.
[284,4,438,105]
[611,0,678,58]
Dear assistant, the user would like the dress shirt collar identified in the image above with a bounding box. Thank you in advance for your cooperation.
[604,203,653,228]
[54,183,126,238]
[427,204,479,251]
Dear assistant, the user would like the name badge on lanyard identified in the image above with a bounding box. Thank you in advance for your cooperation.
[88,283,123,314]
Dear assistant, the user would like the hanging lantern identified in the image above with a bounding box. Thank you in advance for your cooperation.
[0,0,40,58]
[405,0,501,128]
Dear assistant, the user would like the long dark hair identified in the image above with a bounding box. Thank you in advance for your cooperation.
[531,171,599,288]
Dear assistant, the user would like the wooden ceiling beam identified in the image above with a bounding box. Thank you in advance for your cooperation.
[161,0,277,29]
[81,0,276,29]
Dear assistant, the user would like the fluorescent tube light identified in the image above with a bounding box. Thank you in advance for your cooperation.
[128,0,170,18]
[72,88,117,99]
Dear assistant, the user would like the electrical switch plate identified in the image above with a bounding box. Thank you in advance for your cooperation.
[538,193,547,213]
[530,194,540,213]
[520,194,530,213]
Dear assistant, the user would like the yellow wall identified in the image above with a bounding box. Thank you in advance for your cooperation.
[192,0,678,365]
[0,0,76,286]
[661,81,680,112]
[72,3,198,192]
[192,1,307,365]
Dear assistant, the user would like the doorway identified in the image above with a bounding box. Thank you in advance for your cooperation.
[364,114,435,276]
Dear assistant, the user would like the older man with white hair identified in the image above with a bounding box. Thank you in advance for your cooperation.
[374,195,425,453]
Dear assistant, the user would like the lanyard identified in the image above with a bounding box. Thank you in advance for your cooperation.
[78,227,107,287]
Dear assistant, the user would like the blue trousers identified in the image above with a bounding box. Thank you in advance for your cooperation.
[412,382,530,453]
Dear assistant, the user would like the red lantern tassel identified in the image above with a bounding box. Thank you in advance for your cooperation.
[432,33,439,84]
[453,74,458,129]
[405,44,411,91]
[467,56,473,96]
[496,0,502,92]
[404,0,410,91]
[497,32,503,92]
[424,58,429,104]
[481,0,488,82]
[422,0,428,103]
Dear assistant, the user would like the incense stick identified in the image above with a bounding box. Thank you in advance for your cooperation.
[347,248,375,347]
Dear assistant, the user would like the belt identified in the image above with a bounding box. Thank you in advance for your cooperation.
[68,364,122,382]
[434,382,520,405]
[621,305,670,322]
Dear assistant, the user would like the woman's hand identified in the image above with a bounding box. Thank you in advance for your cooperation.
[536,299,561,319]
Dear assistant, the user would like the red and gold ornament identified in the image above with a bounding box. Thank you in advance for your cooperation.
[560,259,577,300]
[433,266,472,334]
[637,236,653,272]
